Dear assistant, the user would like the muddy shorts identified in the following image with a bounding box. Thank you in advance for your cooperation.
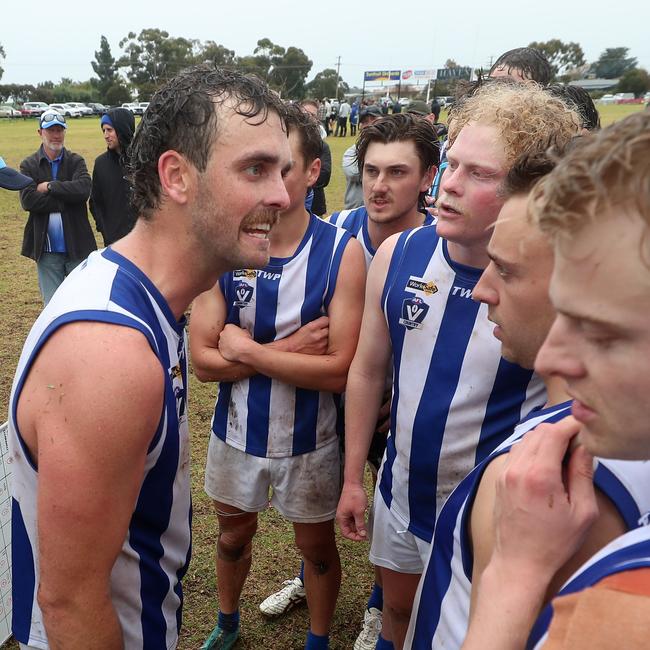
[204,435,341,523]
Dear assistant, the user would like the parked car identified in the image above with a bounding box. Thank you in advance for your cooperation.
[48,103,83,118]
[122,102,143,115]
[598,94,616,104]
[138,102,150,113]
[0,105,21,118]
[87,102,108,115]
[399,97,411,106]
[66,102,93,116]
[20,101,50,117]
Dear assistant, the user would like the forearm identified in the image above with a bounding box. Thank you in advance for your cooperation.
[463,559,547,650]
[343,362,387,485]
[238,342,348,393]
[193,336,297,383]
[49,177,91,203]
[41,587,124,650]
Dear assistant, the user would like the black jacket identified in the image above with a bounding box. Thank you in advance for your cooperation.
[90,108,136,245]
[19,146,95,262]
[311,139,331,216]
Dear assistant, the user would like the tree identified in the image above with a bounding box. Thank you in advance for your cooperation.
[617,68,650,96]
[92,36,119,100]
[306,68,348,99]
[268,46,312,99]
[198,41,236,67]
[118,29,198,98]
[0,43,5,82]
[444,59,459,69]
[105,82,132,106]
[528,39,585,78]
[594,47,638,79]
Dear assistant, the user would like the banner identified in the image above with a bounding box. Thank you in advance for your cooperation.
[406,69,436,81]
[436,67,472,81]
[364,70,401,83]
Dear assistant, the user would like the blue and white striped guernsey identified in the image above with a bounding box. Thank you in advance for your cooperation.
[528,524,650,649]
[212,214,352,458]
[378,225,546,543]
[10,248,192,650]
[329,206,433,270]
[405,400,650,649]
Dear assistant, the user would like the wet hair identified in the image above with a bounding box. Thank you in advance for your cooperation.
[448,82,581,166]
[530,110,650,240]
[489,47,552,85]
[430,101,441,120]
[284,103,323,168]
[546,84,600,131]
[128,64,287,220]
[300,99,319,112]
[356,112,440,174]
[501,148,560,199]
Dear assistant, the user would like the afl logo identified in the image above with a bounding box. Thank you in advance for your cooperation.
[399,297,429,330]
[234,282,254,308]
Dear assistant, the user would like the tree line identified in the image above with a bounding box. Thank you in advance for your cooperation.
[0,34,647,107]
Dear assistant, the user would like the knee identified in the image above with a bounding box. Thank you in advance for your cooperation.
[297,539,339,575]
[384,594,413,622]
[217,518,257,562]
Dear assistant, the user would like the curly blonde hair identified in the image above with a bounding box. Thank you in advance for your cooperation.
[530,110,650,240]
[448,82,581,164]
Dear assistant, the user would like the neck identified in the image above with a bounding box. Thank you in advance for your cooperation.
[111,212,227,321]
[543,374,571,408]
[43,145,60,161]
[269,205,310,258]
[446,239,491,269]
[367,207,426,251]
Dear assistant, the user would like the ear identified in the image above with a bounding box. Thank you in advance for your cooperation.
[420,165,438,193]
[158,150,193,206]
[306,157,321,188]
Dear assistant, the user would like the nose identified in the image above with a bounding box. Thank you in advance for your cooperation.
[372,171,389,194]
[268,172,290,211]
[472,264,498,305]
[440,164,462,197]
[535,315,585,379]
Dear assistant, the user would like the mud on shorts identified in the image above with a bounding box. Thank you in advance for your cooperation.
[205,435,342,523]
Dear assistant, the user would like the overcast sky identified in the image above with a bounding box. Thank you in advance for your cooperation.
[2,0,648,89]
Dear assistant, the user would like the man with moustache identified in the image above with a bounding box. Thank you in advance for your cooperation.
[336,83,580,649]
[19,109,94,304]
[405,146,650,649]
[10,65,293,650]
[190,104,365,650]
[463,109,650,650]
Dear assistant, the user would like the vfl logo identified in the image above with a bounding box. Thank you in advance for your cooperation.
[405,275,438,298]
[399,297,429,330]
[234,282,254,307]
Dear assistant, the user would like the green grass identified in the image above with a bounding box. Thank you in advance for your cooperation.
[0,102,643,649]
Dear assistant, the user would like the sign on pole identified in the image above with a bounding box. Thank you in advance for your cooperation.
[363,70,401,83]
[436,67,472,81]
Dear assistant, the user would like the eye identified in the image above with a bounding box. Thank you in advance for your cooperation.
[392,169,405,177]
[246,164,263,177]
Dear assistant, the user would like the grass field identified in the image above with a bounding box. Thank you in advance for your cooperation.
[0,102,643,649]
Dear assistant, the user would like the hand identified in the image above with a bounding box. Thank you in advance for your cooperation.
[424,194,438,220]
[490,416,598,585]
[375,391,391,434]
[36,181,49,193]
[283,316,329,355]
[217,324,254,363]
[336,483,369,541]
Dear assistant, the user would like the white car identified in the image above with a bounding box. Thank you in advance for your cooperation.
[138,102,150,113]
[48,103,83,118]
[66,102,93,116]
[599,94,616,104]
[0,105,21,118]
[122,102,143,115]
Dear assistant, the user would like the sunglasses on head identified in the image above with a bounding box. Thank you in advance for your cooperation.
[41,113,66,125]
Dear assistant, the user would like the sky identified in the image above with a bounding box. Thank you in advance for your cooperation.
[2,0,648,90]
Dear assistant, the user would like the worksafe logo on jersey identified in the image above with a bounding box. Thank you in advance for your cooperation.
[399,297,429,330]
[234,268,283,281]
[234,282,254,308]
[234,269,258,280]
[405,275,438,297]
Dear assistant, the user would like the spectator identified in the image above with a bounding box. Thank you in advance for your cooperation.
[19,109,95,305]
[90,108,137,246]
[0,156,32,191]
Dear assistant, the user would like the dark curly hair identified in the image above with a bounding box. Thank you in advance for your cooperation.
[546,83,601,131]
[356,112,439,174]
[128,64,287,219]
[489,47,552,85]
[284,103,323,168]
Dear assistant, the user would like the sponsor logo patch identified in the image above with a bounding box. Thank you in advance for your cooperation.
[405,275,438,297]
[234,282,254,307]
[399,296,429,330]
